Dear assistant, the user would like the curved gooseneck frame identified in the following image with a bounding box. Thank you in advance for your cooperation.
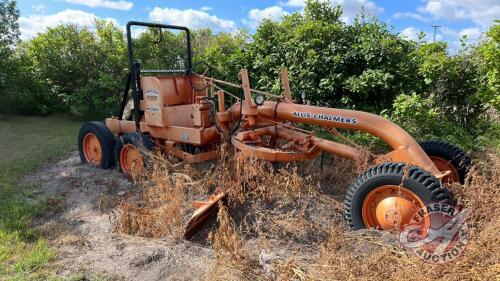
[219,69,445,179]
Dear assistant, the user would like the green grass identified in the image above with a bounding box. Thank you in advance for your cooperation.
[0,115,81,280]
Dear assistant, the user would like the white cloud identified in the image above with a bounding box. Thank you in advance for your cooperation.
[458,27,482,41]
[419,0,499,27]
[397,0,495,52]
[149,7,237,33]
[130,26,146,38]
[399,26,443,42]
[440,26,484,52]
[336,0,383,23]
[200,6,213,11]
[32,5,45,13]
[440,26,458,37]
[244,6,289,28]
[282,0,306,7]
[19,9,117,39]
[399,27,421,41]
[64,0,133,11]
[249,6,289,22]
[280,0,383,24]
[393,12,429,22]
[441,26,483,44]
[399,25,483,51]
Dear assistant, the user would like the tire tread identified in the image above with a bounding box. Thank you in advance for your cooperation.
[78,121,116,169]
[344,162,454,229]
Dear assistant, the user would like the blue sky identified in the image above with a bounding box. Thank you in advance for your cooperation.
[17,0,499,49]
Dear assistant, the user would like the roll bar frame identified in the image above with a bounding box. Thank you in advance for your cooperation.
[123,21,193,130]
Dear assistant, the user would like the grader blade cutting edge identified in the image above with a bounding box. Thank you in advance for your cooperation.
[184,189,225,239]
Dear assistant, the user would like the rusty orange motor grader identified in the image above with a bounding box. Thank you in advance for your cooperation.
[78,21,471,238]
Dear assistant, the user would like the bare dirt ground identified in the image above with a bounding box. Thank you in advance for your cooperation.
[21,151,380,280]
[21,150,499,280]
[23,152,217,280]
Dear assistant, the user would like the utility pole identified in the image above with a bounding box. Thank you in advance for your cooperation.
[431,25,442,42]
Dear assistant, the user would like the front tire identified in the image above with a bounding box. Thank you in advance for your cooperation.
[78,122,116,169]
[344,163,454,231]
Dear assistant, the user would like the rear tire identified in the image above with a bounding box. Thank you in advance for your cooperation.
[78,122,116,169]
[114,133,155,176]
[419,140,471,184]
[344,162,454,230]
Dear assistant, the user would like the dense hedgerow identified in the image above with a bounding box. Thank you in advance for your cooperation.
[0,0,498,149]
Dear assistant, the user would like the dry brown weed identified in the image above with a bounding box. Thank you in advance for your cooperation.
[109,143,499,281]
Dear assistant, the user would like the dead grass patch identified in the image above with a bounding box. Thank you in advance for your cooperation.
[109,145,499,280]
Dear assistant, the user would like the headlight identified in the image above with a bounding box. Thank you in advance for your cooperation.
[254,94,265,106]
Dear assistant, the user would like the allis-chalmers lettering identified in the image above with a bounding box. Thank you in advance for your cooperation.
[292,111,358,124]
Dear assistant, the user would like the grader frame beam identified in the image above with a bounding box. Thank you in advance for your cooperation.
[215,69,446,179]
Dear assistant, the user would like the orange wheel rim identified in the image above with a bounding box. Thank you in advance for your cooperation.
[83,133,102,165]
[430,156,459,183]
[119,144,143,176]
[362,185,429,232]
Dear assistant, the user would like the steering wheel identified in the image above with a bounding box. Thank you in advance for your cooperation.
[189,61,212,92]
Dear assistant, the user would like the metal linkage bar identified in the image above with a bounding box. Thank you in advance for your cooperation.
[195,73,283,100]
[212,83,241,101]
[250,88,281,99]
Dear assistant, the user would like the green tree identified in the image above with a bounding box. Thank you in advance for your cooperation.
[414,40,488,132]
[0,0,20,111]
[0,0,19,57]
[246,0,419,112]
[23,20,127,117]
[132,27,188,72]
[475,23,500,110]
[194,29,250,83]
[387,25,500,149]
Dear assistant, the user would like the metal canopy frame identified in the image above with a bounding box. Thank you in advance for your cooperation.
[123,21,193,130]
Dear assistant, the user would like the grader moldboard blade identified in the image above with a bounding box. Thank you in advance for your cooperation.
[78,20,471,239]
[184,189,225,239]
